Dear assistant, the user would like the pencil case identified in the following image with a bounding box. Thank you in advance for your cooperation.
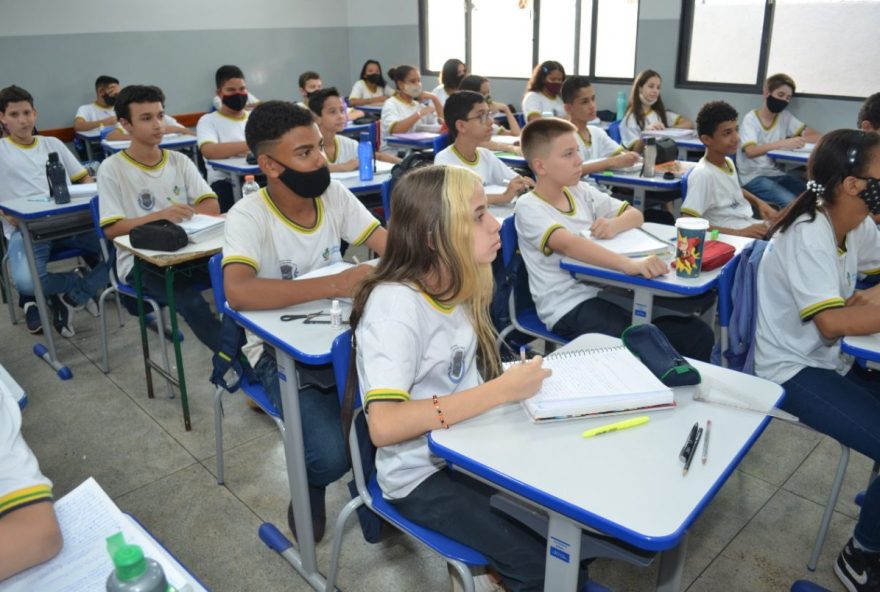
[700,240,736,272]
[130,220,188,252]
[621,324,701,387]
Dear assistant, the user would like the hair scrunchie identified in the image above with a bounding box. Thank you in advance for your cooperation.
[806,179,826,196]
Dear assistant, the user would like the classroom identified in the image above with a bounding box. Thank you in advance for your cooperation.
[1,0,879,591]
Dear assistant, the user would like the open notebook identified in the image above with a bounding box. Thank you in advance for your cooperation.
[176,214,225,244]
[581,227,672,258]
[505,346,674,422]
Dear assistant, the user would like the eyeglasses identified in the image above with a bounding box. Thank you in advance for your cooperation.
[465,111,493,124]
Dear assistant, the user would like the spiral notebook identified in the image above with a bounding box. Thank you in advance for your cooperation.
[505,346,675,423]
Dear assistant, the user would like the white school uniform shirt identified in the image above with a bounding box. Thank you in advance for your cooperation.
[356,282,482,500]
[380,93,438,150]
[755,213,880,385]
[680,157,756,230]
[619,109,683,151]
[433,145,517,187]
[74,102,115,123]
[196,110,249,184]
[522,91,565,120]
[97,149,217,281]
[577,126,625,192]
[0,381,53,518]
[515,182,630,330]
[431,85,450,106]
[327,134,358,165]
[349,80,394,100]
[222,184,380,367]
[0,136,88,239]
[211,92,260,112]
[737,109,806,185]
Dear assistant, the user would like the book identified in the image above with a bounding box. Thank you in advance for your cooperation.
[177,214,225,244]
[641,128,696,139]
[505,346,674,423]
[329,160,394,179]
[581,227,672,258]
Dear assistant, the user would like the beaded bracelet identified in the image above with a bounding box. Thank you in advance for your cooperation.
[432,394,449,429]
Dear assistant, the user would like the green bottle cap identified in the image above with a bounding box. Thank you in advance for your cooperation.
[107,532,148,581]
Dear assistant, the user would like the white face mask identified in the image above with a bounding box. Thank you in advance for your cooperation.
[639,93,657,107]
[404,83,422,97]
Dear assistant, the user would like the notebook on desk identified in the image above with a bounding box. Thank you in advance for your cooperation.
[506,346,675,423]
[177,214,225,243]
[581,227,672,258]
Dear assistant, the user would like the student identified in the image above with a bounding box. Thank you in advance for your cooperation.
[380,65,443,149]
[308,87,399,172]
[73,75,120,133]
[738,73,822,208]
[460,74,521,137]
[431,58,466,106]
[349,59,394,107]
[210,64,259,111]
[514,118,714,361]
[0,85,106,337]
[197,65,252,212]
[857,92,880,132]
[434,91,533,204]
[754,129,880,592]
[222,100,387,541]
[560,76,639,181]
[350,164,552,591]
[99,83,192,141]
[297,71,323,104]
[522,61,565,122]
[98,85,222,352]
[681,101,778,239]
[620,69,692,153]
[0,382,62,582]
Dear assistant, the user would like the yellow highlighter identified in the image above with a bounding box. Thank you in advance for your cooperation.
[581,416,650,439]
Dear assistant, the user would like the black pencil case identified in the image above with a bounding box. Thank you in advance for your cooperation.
[130,220,188,252]
[621,323,701,387]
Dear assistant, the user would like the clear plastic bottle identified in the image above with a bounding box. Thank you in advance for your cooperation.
[242,175,260,199]
[46,152,70,204]
[330,299,342,329]
[358,132,374,181]
[616,91,627,121]
[642,137,657,178]
[105,532,174,592]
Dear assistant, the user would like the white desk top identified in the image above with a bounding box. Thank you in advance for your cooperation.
[113,234,223,267]
[767,148,810,164]
[429,333,784,551]
[101,134,196,152]
[588,169,682,190]
[205,158,391,192]
[0,185,96,219]
[842,334,880,362]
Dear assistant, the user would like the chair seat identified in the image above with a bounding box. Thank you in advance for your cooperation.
[367,477,488,567]
[49,247,88,262]
[790,581,831,592]
[516,306,567,344]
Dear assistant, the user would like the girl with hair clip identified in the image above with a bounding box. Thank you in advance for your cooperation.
[620,69,693,153]
[522,60,566,122]
[349,165,557,591]
[755,129,880,592]
[349,59,394,107]
[431,58,467,106]
[460,74,521,137]
[379,64,443,151]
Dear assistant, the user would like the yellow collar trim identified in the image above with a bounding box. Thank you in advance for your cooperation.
[218,110,247,122]
[534,187,577,217]
[261,187,324,234]
[393,92,415,105]
[326,135,340,164]
[6,136,38,149]
[421,292,455,314]
[756,109,779,132]
[577,129,592,148]
[121,149,168,171]
[451,145,479,166]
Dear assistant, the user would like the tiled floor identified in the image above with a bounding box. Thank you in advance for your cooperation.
[3,296,867,591]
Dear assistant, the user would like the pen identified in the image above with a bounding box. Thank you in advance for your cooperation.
[352,256,361,265]
[679,422,699,462]
[683,426,703,476]
[581,416,649,438]
[520,345,526,364]
[702,420,711,464]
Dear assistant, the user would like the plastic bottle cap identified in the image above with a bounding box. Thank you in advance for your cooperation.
[111,543,148,581]
[244,175,255,182]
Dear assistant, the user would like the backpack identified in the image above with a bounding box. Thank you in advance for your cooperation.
[390,151,434,182]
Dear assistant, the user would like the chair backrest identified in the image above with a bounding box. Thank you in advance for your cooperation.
[208,253,225,313]
[607,120,622,143]
[500,215,518,268]
[496,214,539,328]
[680,167,692,200]
[380,177,394,225]
[432,133,450,154]
[331,329,355,406]
[88,195,118,285]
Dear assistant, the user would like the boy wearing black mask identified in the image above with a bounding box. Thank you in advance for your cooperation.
[222,101,387,542]
[73,75,120,134]
[197,65,254,212]
[738,73,822,208]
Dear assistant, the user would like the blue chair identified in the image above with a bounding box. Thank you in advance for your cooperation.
[791,581,831,592]
[380,177,394,225]
[680,167,692,200]
[207,253,284,485]
[496,215,568,350]
[432,132,450,154]
[324,329,489,592]
[607,120,622,144]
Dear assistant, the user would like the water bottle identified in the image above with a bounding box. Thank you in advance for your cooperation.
[616,91,627,121]
[358,132,374,181]
[642,137,657,178]
[46,152,70,204]
[330,299,342,329]
[105,532,174,592]
[242,175,260,199]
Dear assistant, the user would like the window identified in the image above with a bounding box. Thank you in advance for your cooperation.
[677,0,880,99]
[420,0,640,81]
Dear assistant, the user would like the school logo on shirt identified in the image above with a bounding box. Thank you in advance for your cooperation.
[322,245,342,262]
[280,260,297,280]
[447,346,466,383]
[173,185,181,196]
[137,190,156,211]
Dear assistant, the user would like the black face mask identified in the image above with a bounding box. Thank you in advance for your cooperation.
[102,94,117,107]
[221,93,248,111]
[859,177,880,215]
[766,95,789,114]
[365,73,384,86]
[268,155,330,199]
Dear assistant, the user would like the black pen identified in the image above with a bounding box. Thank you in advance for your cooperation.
[679,422,699,462]
[683,427,703,476]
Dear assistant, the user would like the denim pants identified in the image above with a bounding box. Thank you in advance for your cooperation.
[8,230,108,306]
[254,351,349,489]
[124,265,221,352]
[743,174,806,208]
[781,365,880,550]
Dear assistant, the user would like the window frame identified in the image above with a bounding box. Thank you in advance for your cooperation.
[675,0,867,102]
[419,0,640,84]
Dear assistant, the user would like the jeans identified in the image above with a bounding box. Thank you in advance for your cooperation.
[552,296,715,362]
[391,469,551,592]
[743,174,806,208]
[253,352,349,488]
[8,230,108,306]
[211,180,235,214]
[124,265,221,352]
[781,366,880,551]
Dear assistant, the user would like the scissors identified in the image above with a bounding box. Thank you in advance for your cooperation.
[280,311,325,322]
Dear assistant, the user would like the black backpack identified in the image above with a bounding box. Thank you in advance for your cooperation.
[390,151,434,182]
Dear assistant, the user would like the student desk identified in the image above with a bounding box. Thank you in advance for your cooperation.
[560,223,753,327]
[113,234,223,431]
[224,298,350,591]
[495,151,528,169]
[101,134,198,165]
[587,171,681,212]
[767,148,810,170]
[385,131,443,151]
[359,104,383,115]
[674,136,705,161]
[0,187,97,379]
[429,332,785,592]
[841,335,880,369]
[74,128,103,161]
